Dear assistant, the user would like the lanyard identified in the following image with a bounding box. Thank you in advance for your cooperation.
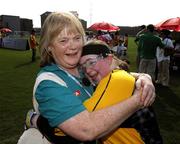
[58,66,92,97]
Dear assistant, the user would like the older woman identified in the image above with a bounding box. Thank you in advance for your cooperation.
[19,12,156,144]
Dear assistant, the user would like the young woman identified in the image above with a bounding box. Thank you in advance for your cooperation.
[18,12,156,144]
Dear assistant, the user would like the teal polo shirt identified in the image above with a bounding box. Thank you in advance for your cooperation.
[35,63,94,127]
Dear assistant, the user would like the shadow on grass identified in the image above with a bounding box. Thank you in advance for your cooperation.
[14,61,33,68]
[154,82,180,143]
[14,57,40,68]
[155,84,180,110]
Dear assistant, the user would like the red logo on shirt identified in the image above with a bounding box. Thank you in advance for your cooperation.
[74,90,81,96]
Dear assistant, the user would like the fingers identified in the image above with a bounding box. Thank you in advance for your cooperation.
[135,78,142,90]
[143,91,156,107]
[139,79,156,107]
[141,83,154,101]
[133,88,144,107]
[134,74,156,107]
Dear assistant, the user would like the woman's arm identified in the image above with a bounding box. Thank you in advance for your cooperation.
[58,88,143,141]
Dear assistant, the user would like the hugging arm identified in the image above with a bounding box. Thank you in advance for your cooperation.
[58,89,142,141]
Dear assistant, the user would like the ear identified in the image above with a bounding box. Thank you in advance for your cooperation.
[106,54,113,64]
[107,54,113,60]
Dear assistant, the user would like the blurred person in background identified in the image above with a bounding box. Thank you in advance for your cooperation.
[138,24,164,82]
[156,29,174,87]
[29,29,38,62]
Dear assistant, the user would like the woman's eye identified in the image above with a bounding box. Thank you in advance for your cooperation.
[59,39,67,43]
[89,61,96,66]
[75,36,82,40]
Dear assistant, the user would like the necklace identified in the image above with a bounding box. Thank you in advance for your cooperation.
[57,65,92,97]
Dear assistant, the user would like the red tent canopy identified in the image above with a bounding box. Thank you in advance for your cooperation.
[88,22,120,31]
[155,17,180,32]
[0,28,12,33]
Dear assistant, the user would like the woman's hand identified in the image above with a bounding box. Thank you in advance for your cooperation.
[134,73,156,107]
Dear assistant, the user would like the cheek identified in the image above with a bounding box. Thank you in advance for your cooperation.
[85,68,95,75]
[97,63,109,77]
[98,71,106,78]
[85,68,98,79]
[75,40,84,49]
[52,48,63,58]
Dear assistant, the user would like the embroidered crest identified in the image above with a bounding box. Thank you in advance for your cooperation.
[74,90,81,96]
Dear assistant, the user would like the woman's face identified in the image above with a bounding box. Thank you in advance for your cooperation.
[79,54,111,84]
[50,28,84,70]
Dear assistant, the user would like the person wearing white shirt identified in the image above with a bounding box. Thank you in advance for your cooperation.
[156,30,174,87]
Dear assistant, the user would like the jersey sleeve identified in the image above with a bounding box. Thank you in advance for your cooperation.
[36,80,86,127]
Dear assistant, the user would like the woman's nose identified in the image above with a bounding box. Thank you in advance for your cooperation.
[85,67,91,74]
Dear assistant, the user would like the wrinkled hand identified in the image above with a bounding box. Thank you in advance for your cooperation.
[135,74,156,107]
[132,87,144,108]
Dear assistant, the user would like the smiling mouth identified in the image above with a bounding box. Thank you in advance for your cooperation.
[66,52,78,56]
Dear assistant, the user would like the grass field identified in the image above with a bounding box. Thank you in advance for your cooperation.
[0,37,180,144]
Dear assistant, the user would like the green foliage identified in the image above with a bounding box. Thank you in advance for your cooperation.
[0,38,180,144]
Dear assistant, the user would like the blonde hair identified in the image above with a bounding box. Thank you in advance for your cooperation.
[39,12,86,67]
